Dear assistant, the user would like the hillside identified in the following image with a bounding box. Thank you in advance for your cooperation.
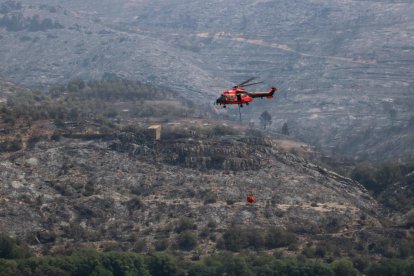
[1,80,413,268]
[0,0,413,162]
[0,1,222,99]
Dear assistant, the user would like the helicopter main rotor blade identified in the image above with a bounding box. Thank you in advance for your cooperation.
[240,81,264,88]
[237,77,257,87]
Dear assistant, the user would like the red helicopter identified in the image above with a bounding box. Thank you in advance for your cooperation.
[215,77,277,108]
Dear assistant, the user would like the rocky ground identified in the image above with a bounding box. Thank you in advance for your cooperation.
[0,111,386,258]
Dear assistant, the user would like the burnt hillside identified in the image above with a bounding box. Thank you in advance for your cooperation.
[1,80,412,265]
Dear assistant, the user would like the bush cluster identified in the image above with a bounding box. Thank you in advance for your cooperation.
[0,78,191,128]
[217,226,297,251]
[0,235,413,276]
[351,160,414,196]
[0,13,63,32]
[351,159,414,212]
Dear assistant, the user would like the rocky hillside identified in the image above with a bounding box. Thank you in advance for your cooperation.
[0,0,413,162]
[2,80,413,261]
[0,1,223,98]
[0,125,380,254]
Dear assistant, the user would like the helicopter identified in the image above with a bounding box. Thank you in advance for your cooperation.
[215,77,277,108]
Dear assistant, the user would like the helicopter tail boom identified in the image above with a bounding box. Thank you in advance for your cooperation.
[248,87,277,98]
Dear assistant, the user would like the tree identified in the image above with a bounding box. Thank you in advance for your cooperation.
[282,122,290,135]
[0,234,31,259]
[259,111,272,130]
[367,259,414,276]
[147,253,180,276]
[67,78,85,92]
[265,227,297,249]
[0,235,15,259]
[330,259,358,276]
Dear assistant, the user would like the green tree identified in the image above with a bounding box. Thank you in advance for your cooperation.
[90,265,113,276]
[351,162,380,194]
[0,235,15,259]
[189,253,253,276]
[367,259,414,276]
[330,259,358,276]
[102,252,149,276]
[0,234,31,259]
[147,253,180,276]
[0,259,18,275]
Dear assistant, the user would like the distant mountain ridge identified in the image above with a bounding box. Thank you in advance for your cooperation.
[0,1,223,98]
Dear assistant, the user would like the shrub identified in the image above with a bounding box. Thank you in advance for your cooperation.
[218,226,267,251]
[352,255,370,273]
[218,226,250,251]
[302,246,315,258]
[132,240,147,253]
[177,231,197,251]
[315,244,327,258]
[126,196,143,211]
[154,239,169,252]
[175,218,196,233]
[202,191,217,205]
[265,227,297,249]
[0,140,22,152]
[226,198,236,205]
[207,220,217,229]
[198,227,210,239]
[322,214,343,233]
